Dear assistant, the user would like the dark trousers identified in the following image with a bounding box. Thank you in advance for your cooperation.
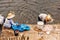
[38,17,46,24]
[0,24,3,34]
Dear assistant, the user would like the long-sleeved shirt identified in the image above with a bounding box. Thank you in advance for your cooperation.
[3,18,16,28]
[0,15,4,24]
[39,13,47,21]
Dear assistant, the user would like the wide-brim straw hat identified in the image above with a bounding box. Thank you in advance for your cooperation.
[45,14,54,23]
[45,14,52,21]
[7,12,15,19]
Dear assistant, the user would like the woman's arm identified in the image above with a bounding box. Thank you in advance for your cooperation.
[10,20,16,25]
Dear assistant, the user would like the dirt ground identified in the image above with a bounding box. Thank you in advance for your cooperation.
[0,24,60,40]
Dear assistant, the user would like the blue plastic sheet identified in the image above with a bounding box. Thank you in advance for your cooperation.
[12,24,30,32]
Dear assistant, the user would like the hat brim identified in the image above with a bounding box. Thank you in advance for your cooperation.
[7,15,15,19]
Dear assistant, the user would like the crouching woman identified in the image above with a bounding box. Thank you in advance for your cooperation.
[3,12,16,29]
[37,13,54,30]
[0,14,4,34]
[3,12,19,36]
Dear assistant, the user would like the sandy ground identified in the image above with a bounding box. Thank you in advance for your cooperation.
[0,24,60,40]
